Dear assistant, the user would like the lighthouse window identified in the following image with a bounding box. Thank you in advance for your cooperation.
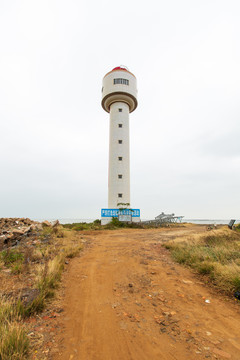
[118,108,122,112]
[118,140,122,144]
[118,157,122,161]
[118,193,123,198]
[118,174,122,179]
[113,78,129,85]
[118,124,122,128]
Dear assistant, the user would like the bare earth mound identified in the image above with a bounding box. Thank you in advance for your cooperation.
[53,225,240,360]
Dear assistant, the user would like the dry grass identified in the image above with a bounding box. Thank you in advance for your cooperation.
[164,228,240,294]
[0,225,83,359]
[22,228,83,317]
[0,321,29,360]
[0,297,29,360]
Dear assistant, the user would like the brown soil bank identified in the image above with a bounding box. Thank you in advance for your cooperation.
[53,225,240,360]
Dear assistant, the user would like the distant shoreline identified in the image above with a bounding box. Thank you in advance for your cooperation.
[33,218,240,225]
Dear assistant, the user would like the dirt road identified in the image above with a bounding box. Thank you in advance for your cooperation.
[53,226,240,360]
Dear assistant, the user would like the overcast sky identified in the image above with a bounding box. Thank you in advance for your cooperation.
[0,0,239,220]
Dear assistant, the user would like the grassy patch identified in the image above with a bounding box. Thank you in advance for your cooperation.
[235,223,240,232]
[63,219,102,231]
[1,250,24,275]
[0,225,83,358]
[0,321,29,360]
[63,218,144,230]
[0,297,29,360]
[63,218,183,231]
[1,249,24,266]
[19,235,83,317]
[164,231,240,294]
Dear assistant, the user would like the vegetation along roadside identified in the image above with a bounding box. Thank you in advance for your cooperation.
[0,221,83,360]
[164,225,240,298]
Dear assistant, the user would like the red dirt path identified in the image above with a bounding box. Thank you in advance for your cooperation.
[53,226,240,360]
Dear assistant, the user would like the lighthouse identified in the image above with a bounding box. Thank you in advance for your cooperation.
[101,66,140,224]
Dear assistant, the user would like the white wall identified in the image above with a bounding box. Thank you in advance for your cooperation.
[108,102,130,208]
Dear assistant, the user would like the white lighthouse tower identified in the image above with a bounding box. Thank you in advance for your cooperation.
[101,66,140,224]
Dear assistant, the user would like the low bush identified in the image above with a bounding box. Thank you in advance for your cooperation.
[235,223,240,232]
[232,277,240,292]
[1,250,24,275]
[1,250,23,266]
[104,217,144,229]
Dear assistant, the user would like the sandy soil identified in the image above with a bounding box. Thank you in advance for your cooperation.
[53,225,240,360]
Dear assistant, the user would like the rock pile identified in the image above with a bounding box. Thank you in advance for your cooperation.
[0,218,50,249]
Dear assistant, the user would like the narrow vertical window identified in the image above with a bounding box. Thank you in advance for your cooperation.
[118,193,123,198]
[118,174,122,179]
[118,124,122,128]
[118,157,122,161]
[118,140,122,144]
[118,108,122,112]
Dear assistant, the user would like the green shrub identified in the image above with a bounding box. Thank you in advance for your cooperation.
[11,264,23,275]
[1,250,23,266]
[104,217,144,229]
[108,217,125,228]
[93,219,101,225]
[232,277,240,292]
[235,223,240,231]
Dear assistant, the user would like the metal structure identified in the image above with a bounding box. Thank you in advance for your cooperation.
[143,212,184,225]
[155,212,184,223]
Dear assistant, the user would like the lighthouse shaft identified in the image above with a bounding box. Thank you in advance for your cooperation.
[101,66,137,217]
[108,102,130,208]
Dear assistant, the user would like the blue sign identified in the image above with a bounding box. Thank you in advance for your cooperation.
[101,209,140,218]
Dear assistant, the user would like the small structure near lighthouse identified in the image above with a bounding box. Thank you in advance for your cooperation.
[101,66,140,224]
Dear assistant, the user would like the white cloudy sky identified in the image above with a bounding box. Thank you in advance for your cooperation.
[0,0,239,220]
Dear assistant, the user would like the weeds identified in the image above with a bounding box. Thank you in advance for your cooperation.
[20,244,82,317]
[164,230,240,294]
[0,297,29,360]
[63,218,145,230]
[0,321,29,360]
[63,220,101,231]
[1,250,24,275]
[235,223,240,232]
[0,224,83,358]
[63,218,181,231]
[105,218,144,229]
[11,263,23,275]
[1,250,23,266]
[65,245,82,259]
